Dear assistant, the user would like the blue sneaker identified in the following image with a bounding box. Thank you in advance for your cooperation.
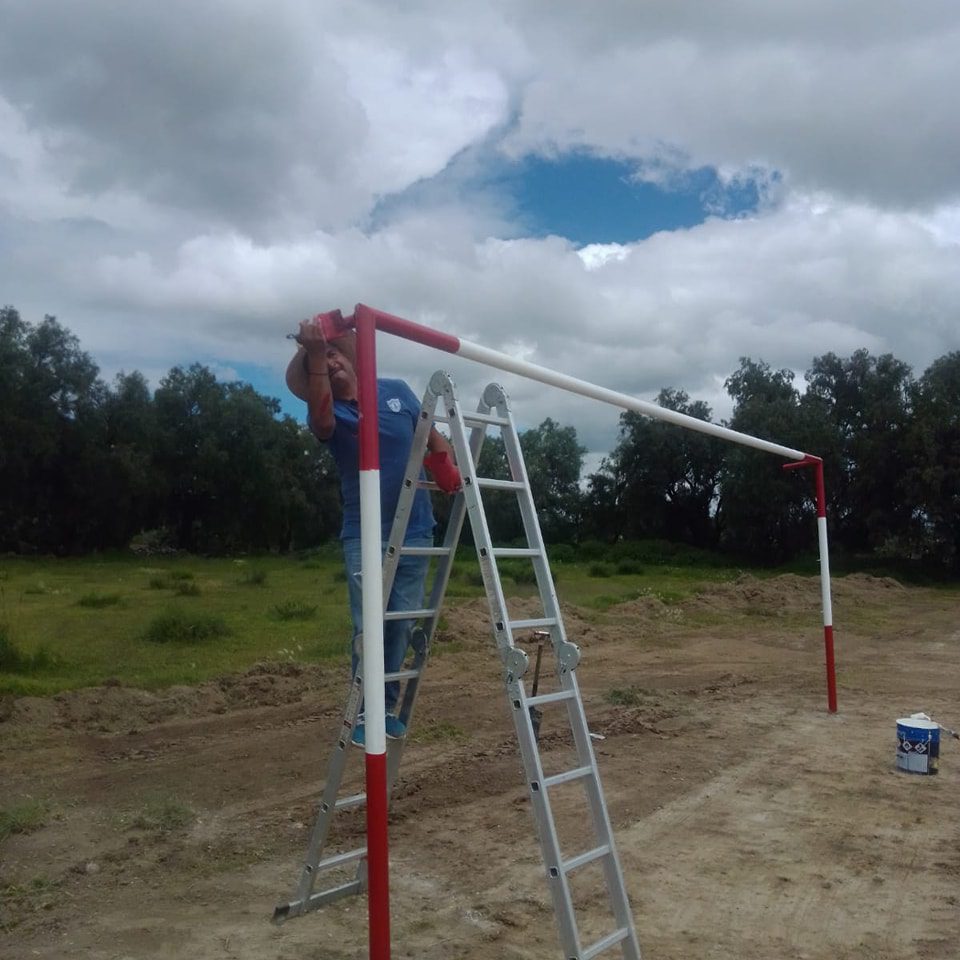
[351,723,365,748]
[385,714,407,740]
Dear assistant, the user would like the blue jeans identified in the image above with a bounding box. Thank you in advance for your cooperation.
[342,536,431,714]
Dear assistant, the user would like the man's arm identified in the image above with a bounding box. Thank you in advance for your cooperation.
[426,427,456,460]
[424,428,462,492]
[299,319,335,440]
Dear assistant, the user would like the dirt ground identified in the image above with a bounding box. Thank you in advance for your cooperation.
[2,573,958,960]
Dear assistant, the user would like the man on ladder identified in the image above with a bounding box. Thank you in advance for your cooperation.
[285,311,463,744]
[281,333,643,958]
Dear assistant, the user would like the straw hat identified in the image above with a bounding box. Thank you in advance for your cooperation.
[285,330,357,402]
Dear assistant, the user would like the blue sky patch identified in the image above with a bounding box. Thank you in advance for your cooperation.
[371,145,766,246]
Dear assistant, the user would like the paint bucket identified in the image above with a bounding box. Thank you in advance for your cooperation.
[895,714,940,775]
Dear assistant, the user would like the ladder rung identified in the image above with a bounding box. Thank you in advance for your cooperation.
[383,608,436,621]
[527,689,576,707]
[493,547,541,558]
[476,478,525,491]
[300,877,363,912]
[562,843,611,874]
[384,667,419,682]
[462,411,510,427]
[398,545,451,556]
[509,617,557,630]
[582,927,630,959]
[415,479,441,491]
[542,764,593,788]
[314,846,366,871]
[334,792,366,811]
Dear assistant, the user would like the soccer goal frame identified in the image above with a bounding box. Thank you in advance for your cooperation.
[323,301,837,960]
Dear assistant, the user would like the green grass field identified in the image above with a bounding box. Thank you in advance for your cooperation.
[0,545,814,697]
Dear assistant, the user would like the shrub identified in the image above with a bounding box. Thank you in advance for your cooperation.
[239,569,268,587]
[460,569,485,587]
[77,592,123,608]
[168,570,195,581]
[578,540,609,561]
[147,576,170,590]
[174,581,201,597]
[588,562,614,578]
[549,544,576,564]
[0,626,53,674]
[128,792,194,832]
[0,799,49,841]
[142,611,229,644]
[615,560,645,576]
[271,600,318,621]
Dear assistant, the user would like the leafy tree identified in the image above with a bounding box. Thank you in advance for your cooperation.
[719,359,818,562]
[517,418,585,543]
[0,309,111,552]
[454,419,584,545]
[905,352,960,567]
[593,389,725,547]
[805,350,914,552]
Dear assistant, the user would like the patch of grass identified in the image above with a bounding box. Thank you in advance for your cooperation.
[588,562,614,578]
[0,627,54,674]
[656,588,687,605]
[604,686,657,707]
[271,600,318,621]
[168,569,195,581]
[142,610,229,644]
[331,567,347,583]
[147,575,170,589]
[411,720,467,744]
[615,560,645,576]
[0,799,50,841]
[432,639,465,656]
[127,792,195,832]
[0,874,62,929]
[76,592,123,608]
[174,581,201,597]
[239,568,268,587]
[22,582,49,596]
[587,593,633,612]
[0,550,809,695]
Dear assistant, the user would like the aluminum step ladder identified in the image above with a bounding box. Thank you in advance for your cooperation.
[275,370,642,960]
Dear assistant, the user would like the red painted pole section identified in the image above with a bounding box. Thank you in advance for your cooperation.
[353,307,391,959]
[813,459,838,714]
[784,455,837,713]
[354,302,461,354]
[365,752,391,959]
[355,308,381,473]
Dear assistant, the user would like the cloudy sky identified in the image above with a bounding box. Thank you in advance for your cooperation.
[2,1,959,470]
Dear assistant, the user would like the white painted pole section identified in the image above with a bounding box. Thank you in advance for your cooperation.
[359,469,387,755]
[817,516,833,626]
[456,340,807,461]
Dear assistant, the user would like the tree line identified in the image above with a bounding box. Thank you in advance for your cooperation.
[2,306,958,570]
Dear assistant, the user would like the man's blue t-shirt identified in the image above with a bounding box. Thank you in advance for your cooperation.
[327,378,435,541]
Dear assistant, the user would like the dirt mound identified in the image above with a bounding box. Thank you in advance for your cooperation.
[439,596,599,646]
[685,573,820,615]
[3,661,329,733]
[609,594,670,618]
[682,572,905,618]
[831,572,906,595]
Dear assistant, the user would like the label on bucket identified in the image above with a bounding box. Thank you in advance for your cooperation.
[896,716,940,775]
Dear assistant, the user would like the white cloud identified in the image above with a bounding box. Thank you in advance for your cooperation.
[1,1,959,468]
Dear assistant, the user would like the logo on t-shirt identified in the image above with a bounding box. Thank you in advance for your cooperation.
[386,397,402,413]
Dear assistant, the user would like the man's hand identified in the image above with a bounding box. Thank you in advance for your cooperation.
[424,451,462,494]
[298,317,327,358]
